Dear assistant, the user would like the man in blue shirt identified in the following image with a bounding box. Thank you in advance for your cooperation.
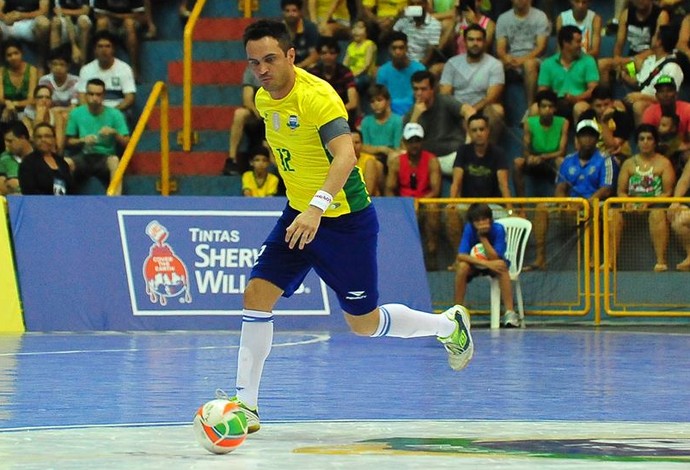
[454,203,519,327]
[527,118,615,271]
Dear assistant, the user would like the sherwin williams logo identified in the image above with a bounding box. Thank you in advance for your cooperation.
[143,220,192,306]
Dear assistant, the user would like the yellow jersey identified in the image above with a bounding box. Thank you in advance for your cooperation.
[255,67,370,217]
[242,171,280,197]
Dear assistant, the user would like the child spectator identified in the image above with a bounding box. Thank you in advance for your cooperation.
[39,47,80,114]
[352,128,384,196]
[657,111,683,171]
[241,147,279,197]
[343,19,377,103]
[453,202,519,328]
[359,84,403,162]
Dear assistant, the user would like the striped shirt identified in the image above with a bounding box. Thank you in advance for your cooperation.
[393,15,442,62]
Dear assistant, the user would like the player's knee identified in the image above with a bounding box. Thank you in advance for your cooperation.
[344,309,378,336]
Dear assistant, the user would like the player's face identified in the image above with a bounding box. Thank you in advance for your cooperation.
[246,36,296,98]
[637,131,656,154]
[468,119,489,145]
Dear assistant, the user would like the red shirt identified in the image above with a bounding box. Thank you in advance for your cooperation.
[642,100,690,140]
[398,150,436,198]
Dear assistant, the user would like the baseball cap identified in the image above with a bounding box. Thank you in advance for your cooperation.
[654,75,676,89]
[575,119,600,135]
[403,122,425,140]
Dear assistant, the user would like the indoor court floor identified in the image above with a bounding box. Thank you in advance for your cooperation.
[1,327,689,468]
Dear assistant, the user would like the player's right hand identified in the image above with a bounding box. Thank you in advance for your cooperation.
[285,207,322,250]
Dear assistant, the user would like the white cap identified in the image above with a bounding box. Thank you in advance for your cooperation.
[403,122,425,140]
[576,119,600,135]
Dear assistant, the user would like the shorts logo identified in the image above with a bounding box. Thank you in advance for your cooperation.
[142,220,192,306]
[287,114,300,130]
[345,291,367,300]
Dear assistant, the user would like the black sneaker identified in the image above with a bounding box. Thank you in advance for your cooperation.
[222,158,240,176]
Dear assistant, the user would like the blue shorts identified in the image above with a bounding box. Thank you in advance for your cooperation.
[250,204,380,315]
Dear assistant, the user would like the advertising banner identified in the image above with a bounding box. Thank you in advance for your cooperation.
[9,197,430,331]
[0,197,23,333]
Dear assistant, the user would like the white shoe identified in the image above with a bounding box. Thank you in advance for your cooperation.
[503,310,519,328]
[437,305,474,371]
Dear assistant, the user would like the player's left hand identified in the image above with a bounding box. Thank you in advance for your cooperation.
[285,207,322,250]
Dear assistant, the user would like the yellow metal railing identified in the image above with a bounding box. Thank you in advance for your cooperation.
[238,0,258,17]
[181,0,207,151]
[107,81,170,196]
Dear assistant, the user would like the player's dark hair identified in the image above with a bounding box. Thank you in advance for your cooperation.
[467,203,493,223]
[243,19,293,54]
[3,120,29,140]
[635,123,658,142]
[411,70,436,88]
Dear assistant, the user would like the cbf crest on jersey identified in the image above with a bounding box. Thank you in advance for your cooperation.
[288,114,300,130]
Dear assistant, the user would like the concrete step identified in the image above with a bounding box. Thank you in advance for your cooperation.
[128,150,227,175]
[136,129,228,151]
[137,83,242,106]
[146,105,237,130]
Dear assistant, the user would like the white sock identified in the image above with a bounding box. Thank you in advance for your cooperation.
[371,303,456,338]
[235,309,273,409]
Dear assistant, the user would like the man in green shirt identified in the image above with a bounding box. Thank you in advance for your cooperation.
[0,121,33,195]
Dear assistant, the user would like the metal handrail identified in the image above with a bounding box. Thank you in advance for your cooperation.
[182,0,207,152]
[107,81,170,196]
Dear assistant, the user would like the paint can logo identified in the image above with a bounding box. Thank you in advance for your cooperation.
[143,220,192,306]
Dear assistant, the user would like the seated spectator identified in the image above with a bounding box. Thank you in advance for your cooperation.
[641,75,690,147]
[439,23,504,143]
[361,0,406,43]
[308,0,351,38]
[657,111,683,164]
[588,85,634,166]
[669,157,690,270]
[546,119,615,270]
[385,122,441,268]
[0,38,38,122]
[22,85,66,153]
[282,0,319,69]
[393,0,443,74]
[142,0,156,39]
[622,24,683,126]
[241,147,280,197]
[66,78,129,195]
[343,19,377,102]
[534,25,598,123]
[443,0,495,57]
[447,113,512,254]
[495,0,551,112]
[514,89,568,200]
[453,202,518,328]
[352,128,384,196]
[555,0,602,58]
[78,30,136,117]
[0,120,33,195]
[359,84,403,162]
[406,70,475,176]
[611,124,676,271]
[39,47,80,116]
[0,0,50,69]
[19,122,72,195]
[598,0,669,87]
[50,0,92,67]
[308,37,359,127]
[376,31,426,116]
[93,0,146,81]
[226,64,264,176]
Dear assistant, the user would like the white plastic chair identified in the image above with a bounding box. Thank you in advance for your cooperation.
[486,217,532,329]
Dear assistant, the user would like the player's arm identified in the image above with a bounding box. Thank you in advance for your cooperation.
[285,119,357,250]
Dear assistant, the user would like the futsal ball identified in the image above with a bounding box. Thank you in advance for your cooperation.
[193,399,248,454]
[470,243,487,260]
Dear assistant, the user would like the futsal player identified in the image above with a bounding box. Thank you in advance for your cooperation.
[226,19,474,434]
